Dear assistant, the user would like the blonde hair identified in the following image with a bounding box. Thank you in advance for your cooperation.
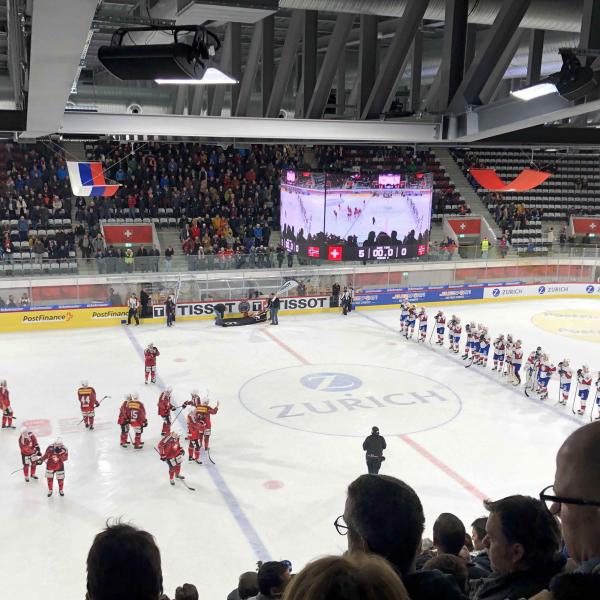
[283,553,409,600]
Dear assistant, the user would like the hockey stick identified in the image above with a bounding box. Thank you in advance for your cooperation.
[77,395,110,425]
[571,382,580,415]
[590,402,597,423]
[207,449,216,465]
[464,356,475,368]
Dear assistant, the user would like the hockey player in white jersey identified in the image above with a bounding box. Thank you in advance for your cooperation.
[399,300,410,335]
[536,354,556,401]
[462,322,473,360]
[577,365,592,415]
[447,315,457,350]
[418,308,428,343]
[557,359,573,406]
[435,311,446,345]
[405,304,417,340]
[492,334,506,372]
[594,372,600,420]
[503,334,514,377]
[511,340,523,385]
[451,317,461,354]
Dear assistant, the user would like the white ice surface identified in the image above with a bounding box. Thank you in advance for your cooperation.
[0,298,597,599]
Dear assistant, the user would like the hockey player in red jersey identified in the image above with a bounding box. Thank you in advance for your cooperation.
[186,410,206,464]
[158,387,177,436]
[1,379,15,429]
[117,395,131,447]
[183,389,202,410]
[77,380,99,430]
[577,365,593,415]
[128,393,147,448]
[38,439,68,497]
[158,431,185,485]
[195,397,220,451]
[144,343,160,384]
[19,427,41,482]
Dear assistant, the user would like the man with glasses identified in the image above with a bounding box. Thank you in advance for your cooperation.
[537,421,600,593]
[336,474,467,600]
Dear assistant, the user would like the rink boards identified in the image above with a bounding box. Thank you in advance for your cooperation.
[0,282,598,332]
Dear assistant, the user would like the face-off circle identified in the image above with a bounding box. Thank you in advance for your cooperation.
[532,309,600,344]
[239,363,461,437]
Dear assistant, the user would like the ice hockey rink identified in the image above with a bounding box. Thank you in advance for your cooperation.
[1,297,598,600]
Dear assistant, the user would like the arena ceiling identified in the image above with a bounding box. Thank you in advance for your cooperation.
[3,0,600,145]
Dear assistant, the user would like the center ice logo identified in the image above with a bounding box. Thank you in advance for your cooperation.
[239,364,461,437]
[300,372,362,392]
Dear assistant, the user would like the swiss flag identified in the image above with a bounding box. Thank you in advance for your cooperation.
[327,245,343,261]
[307,246,320,258]
[102,224,154,245]
[572,217,600,235]
[448,218,481,235]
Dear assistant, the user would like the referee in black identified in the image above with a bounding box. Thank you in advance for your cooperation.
[363,426,386,474]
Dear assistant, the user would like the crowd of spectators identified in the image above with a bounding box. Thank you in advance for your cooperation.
[82,422,600,600]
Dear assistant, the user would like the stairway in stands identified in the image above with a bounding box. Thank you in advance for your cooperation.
[433,147,502,238]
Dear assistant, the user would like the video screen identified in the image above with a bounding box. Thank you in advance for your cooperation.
[280,171,431,261]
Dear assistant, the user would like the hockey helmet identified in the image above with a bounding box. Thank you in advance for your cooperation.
[0,379,6,386]
[132,392,139,400]
[165,386,173,394]
[148,342,154,348]
[455,317,461,323]
[515,339,522,347]
[507,334,513,341]
[54,438,63,446]
[562,359,569,367]
[498,334,504,339]
[20,427,29,437]
[583,365,590,372]
[191,389,199,397]
[81,379,88,387]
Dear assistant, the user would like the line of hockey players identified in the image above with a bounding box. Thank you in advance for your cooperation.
[5,342,220,496]
[398,300,600,418]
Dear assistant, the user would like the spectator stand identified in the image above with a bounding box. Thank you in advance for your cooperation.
[451,147,600,252]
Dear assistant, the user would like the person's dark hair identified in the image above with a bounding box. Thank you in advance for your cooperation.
[86,521,163,600]
[423,554,468,593]
[258,561,288,596]
[484,495,560,569]
[464,533,474,553]
[347,474,424,574]
[471,517,487,541]
[174,583,198,600]
[238,571,259,600]
[433,513,466,556]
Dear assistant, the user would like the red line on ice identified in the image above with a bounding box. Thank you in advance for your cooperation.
[263,326,488,502]
[399,434,489,501]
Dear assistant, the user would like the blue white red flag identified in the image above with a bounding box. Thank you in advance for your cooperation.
[67,162,121,197]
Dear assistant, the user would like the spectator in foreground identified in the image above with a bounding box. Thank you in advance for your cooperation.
[227,571,259,600]
[470,495,563,600]
[86,521,163,600]
[432,513,489,579]
[282,553,409,600]
[251,561,291,600]
[340,474,467,600]
[531,421,600,598]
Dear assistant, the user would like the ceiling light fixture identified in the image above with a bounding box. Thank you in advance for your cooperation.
[155,68,237,85]
[98,25,236,85]
[510,83,558,101]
